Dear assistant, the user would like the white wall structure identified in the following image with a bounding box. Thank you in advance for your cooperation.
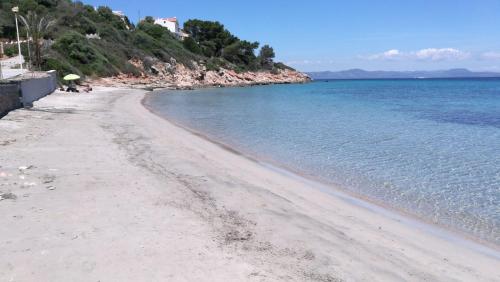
[0,55,26,79]
[154,17,179,34]
[112,10,125,17]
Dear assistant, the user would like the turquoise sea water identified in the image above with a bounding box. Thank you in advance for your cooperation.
[146,79,500,244]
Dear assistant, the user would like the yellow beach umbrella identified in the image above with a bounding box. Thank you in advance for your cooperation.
[63,74,80,81]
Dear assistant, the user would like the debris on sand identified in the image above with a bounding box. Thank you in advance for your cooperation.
[18,165,34,172]
[0,192,17,201]
[0,139,16,146]
[224,230,252,243]
[41,174,56,184]
[21,182,37,188]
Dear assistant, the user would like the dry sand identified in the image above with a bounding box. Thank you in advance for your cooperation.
[0,87,498,281]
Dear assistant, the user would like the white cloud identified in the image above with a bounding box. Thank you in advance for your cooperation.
[366,49,403,60]
[481,51,500,60]
[414,48,469,61]
[362,48,469,61]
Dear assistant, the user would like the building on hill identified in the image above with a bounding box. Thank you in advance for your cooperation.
[112,11,130,30]
[112,11,125,18]
[154,17,179,34]
[177,30,190,40]
[154,17,189,40]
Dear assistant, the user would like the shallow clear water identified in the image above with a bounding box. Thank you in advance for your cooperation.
[146,79,500,244]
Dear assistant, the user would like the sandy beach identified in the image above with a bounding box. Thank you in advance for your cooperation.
[0,87,498,281]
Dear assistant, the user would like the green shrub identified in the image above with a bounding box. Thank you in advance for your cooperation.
[0,0,295,77]
[72,16,97,35]
[137,21,172,40]
[53,32,95,63]
[3,45,16,57]
[274,62,295,71]
[52,31,116,76]
[42,56,79,79]
[182,37,202,55]
[206,57,227,71]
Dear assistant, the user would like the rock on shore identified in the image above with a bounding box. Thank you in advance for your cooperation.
[93,58,310,89]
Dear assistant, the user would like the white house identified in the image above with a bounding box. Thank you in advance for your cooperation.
[154,17,189,40]
[154,17,179,34]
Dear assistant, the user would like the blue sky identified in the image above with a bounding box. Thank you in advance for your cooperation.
[84,0,500,72]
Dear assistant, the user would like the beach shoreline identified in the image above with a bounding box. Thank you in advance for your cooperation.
[1,87,499,281]
[143,90,500,255]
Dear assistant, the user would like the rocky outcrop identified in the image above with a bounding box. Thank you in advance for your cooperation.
[93,58,310,89]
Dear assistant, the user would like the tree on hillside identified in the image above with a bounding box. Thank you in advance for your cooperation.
[19,0,39,13]
[137,19,173,40]
[222,40,259,68]
[183,19,263,70]
[36,0,58,8]
[96,6,129,30]
[0,1,17,39]
[144,16,155,24]
[183,19,238,57]
[182,37,202,55]
[19,11,56,69]
[258,45,275,69]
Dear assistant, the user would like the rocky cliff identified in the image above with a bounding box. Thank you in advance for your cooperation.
[93,58,310,89]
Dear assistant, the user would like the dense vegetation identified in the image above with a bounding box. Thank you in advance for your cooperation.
[0,0,292,78]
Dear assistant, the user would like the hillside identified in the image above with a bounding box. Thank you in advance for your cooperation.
[0,0,309,86]
[307,69,500,80]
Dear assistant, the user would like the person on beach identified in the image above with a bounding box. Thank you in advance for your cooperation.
[66,81,79,93]
[83,84,93,93]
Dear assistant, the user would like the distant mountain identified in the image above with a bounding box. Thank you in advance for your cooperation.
[306,68,500,80]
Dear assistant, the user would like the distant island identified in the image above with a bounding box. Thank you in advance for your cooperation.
[307,68,500,80]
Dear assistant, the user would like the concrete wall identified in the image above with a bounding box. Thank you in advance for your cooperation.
[0,83,21,117]
[0,70,57,117]
[19,71,57,107]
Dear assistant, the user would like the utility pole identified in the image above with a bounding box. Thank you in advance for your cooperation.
[0,42,3,79]
[25,29,32,70]
[12,6,23,70]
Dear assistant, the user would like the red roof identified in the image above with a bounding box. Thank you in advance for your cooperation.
[160,17,177,22]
